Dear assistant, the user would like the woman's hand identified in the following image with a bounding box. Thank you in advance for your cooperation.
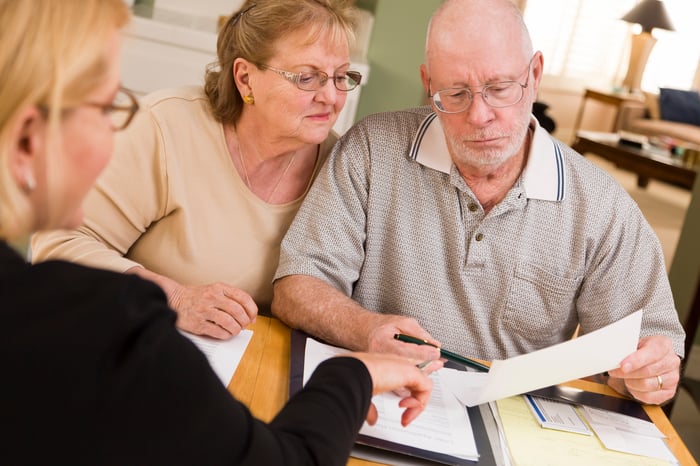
[347,352,442,426]
[169,282,258,338]
[127,266,257,339]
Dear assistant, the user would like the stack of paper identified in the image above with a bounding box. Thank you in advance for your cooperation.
[580,405,677,462]
[492,396,677,466]
[300,310,679,464]
[303,338,480,463]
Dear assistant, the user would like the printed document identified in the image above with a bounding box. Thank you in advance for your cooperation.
[493,395,674,466]
[303,338,479,461]
[179,329,253,386]
[580,406,677,462]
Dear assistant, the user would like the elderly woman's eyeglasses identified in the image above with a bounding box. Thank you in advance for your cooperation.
[430,57,534,114]
[83,87,140,131]
[259,65,362,92]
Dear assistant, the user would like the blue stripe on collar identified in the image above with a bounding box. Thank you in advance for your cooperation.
[410,112,438,162]
[410,112,566,202]
[554,141,565,201]
[518,123,566,202]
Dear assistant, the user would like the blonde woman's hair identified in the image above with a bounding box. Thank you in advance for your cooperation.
[0,0,130,240]
[204,0,357,126]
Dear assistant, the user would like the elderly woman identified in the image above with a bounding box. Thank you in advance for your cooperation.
[0,1,435,464]
[31,0,362,339]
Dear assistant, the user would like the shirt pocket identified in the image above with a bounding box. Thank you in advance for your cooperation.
[503,261,583,342]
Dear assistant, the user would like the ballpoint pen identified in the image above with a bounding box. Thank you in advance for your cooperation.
[394,333,490,372]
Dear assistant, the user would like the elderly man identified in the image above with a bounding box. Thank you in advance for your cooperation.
[272,0,684,405]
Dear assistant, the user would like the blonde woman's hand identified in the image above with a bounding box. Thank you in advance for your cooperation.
[346,352,442,426]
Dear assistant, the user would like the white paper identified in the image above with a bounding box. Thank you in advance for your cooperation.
[487,401,515,466]
[443,310,643,406]
[179,329,253,386]
[580,406,677,462]
[303,338,479,460]
[581,405,664,438]
[302,337,352,385]
[576,130,620,143]
[524,395,591,435]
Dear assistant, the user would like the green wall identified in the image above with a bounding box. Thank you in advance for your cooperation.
[669,177,700,346]
[354,0,377,13]
[356,0,443,121]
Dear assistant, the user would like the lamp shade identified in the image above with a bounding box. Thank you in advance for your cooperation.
[621,0,675,33]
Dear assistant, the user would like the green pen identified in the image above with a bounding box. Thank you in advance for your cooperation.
[394,333,490,372]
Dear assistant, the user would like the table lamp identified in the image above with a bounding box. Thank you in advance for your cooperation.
[620,0,675,94]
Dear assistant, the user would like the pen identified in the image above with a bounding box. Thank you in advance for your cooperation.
[394,333,490,372]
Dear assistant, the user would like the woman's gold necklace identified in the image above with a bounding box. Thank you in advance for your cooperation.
[238,144,297,203]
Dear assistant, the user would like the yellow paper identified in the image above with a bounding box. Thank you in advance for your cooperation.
[496,396,672,466]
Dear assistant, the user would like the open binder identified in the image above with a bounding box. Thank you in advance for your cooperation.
[289,330,501,466]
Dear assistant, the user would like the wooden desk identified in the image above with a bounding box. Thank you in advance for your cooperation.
[229,316,697,466]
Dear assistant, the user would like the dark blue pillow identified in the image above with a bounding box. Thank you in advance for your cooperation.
[658,88,700,126]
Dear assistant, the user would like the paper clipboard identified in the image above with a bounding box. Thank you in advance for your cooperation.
[289,329,499,466]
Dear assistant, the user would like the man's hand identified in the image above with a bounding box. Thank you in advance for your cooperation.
[366,315,441,363]
[606,335,681,405]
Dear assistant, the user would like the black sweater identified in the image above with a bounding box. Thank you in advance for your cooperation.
[0,241,371,465]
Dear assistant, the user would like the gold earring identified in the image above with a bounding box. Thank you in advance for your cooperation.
[242,94,255,105]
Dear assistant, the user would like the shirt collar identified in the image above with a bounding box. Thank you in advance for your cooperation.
[409,112,565,201]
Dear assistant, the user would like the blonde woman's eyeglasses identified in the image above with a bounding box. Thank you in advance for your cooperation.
[42,87,140,131]
[82,87,140,131]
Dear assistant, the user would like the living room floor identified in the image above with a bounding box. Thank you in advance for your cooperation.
[587,154,699,463]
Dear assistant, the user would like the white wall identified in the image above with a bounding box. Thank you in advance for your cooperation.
[121,11,371,135]
[155,0,244,17]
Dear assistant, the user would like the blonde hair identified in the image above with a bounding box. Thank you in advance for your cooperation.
[204,0,356,126]
[0,0,130,240]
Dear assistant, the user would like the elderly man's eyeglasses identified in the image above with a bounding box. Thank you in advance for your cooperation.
[84,87,140,131]
[430,57,534,114]
[259,65,362,92]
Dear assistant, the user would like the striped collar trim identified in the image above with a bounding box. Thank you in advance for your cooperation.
[409,113,565,201]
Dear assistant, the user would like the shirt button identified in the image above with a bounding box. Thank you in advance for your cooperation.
[475,233,484,241]
[468,203,478,212]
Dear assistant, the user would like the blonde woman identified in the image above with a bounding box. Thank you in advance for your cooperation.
[31,0,363,340]
[0,1,435,464]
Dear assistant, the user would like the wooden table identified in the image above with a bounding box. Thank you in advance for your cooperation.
[228,316,697,466]
[572,133,697,190]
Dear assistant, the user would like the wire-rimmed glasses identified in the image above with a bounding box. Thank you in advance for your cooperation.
[430,57,535,114]
[259,64,362,92]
